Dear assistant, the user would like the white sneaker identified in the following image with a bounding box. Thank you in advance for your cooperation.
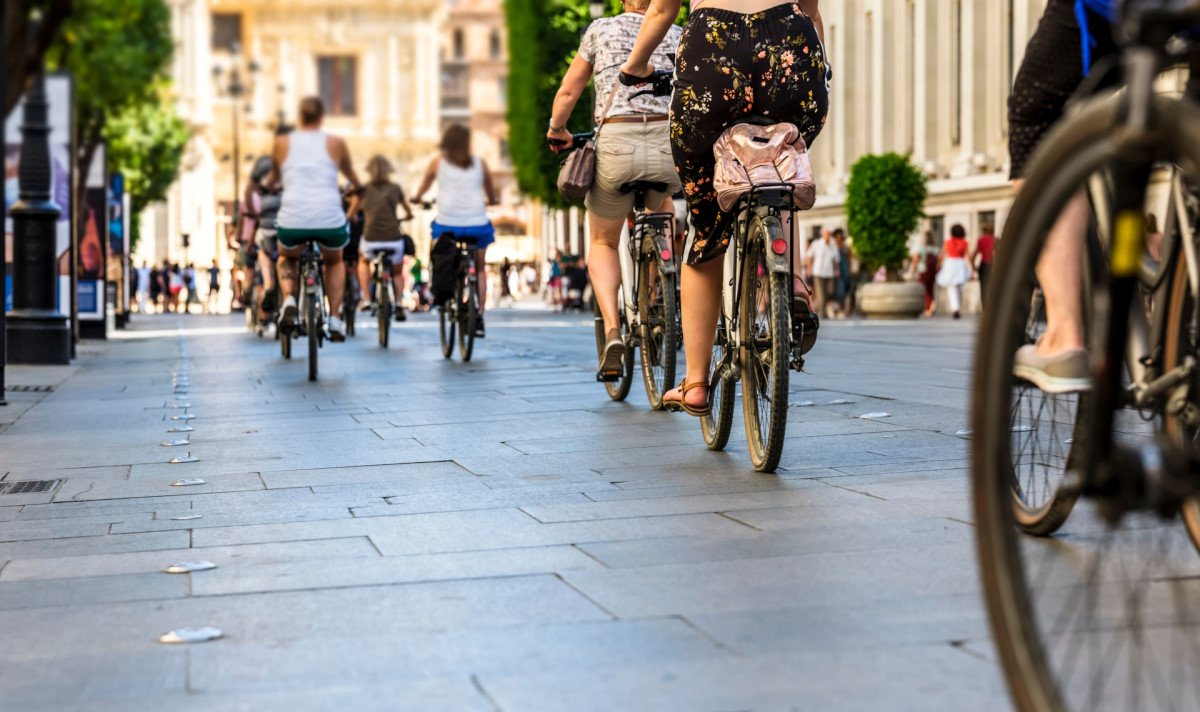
[327,315,346,342]
[278,296,298,330]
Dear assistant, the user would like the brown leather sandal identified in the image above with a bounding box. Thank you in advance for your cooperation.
[663,379,712,417]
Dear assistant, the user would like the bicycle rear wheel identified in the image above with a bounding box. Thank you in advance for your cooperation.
[973,94,1200,712]
[307,291,320,382]
[701,320,736,451]
[739,215,790,472]
[593,296,633,401]
[343,280,356,338]
[457,272,477,362]
[637,243,678,410]
[377,275,392,349]
[280,326,292,359]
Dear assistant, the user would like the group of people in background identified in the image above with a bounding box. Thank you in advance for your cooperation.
[913,222,997,319]
[134,259,222,315]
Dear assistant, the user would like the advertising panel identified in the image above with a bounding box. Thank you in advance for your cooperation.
[4,75,74,315]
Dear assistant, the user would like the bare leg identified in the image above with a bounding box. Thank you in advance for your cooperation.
[358,258,371,303]
[588,213,625,333]
[321,249,345,316]
[1035,188,1088,354]
[277,253,301,303]
[664,256,724,409]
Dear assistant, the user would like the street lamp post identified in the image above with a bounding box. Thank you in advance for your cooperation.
[6,9,70,366]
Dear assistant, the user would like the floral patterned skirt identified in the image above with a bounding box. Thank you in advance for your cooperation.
[671,2,830,265]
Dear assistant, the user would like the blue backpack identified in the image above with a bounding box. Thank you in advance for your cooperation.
[1076,0,1120,74]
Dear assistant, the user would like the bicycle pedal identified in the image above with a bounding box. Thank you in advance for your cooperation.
[596,371,621,383]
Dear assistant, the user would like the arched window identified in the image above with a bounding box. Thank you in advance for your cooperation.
[489,30,501,60]
[453,29,465,60]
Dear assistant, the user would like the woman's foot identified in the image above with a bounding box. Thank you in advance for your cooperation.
[663,379,711,416]
[599,328,624,375]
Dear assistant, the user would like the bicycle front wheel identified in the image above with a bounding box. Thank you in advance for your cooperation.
[739,215,790,472]
[637,244,678,410]
[458,275,477,362]
[973,93,1200,712]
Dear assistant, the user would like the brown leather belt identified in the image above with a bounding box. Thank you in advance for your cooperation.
[605,114,669,124]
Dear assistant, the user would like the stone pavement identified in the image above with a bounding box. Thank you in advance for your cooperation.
[0,308,1007,711]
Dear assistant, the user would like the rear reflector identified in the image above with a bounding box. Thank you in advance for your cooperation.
[660,248,672,261]
[771,238,788,255]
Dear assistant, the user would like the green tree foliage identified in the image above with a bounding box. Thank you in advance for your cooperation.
[845,153,927,277]
[104,90,188,250]
[505,0,687,207]
[47,0,179,247]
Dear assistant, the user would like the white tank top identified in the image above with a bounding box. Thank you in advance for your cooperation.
[435,156,489,227]
[276,130,344,229]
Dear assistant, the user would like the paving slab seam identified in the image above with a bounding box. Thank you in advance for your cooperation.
[552,573,620,621]
[714,512,762,531]
[470,674,506,712]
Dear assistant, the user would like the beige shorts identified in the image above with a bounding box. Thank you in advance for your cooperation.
[586,120,681,220]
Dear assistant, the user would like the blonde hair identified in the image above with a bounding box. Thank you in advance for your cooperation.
[365,155,395,185]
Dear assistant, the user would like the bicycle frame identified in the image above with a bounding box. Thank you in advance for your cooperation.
[298,243,326,335]
[618,210,677,334]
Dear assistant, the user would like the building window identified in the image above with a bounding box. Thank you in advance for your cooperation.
[929,215,946,246]
[499,138,511,166]
[490,30,502,60]
[453,29,465,60]
[212,13,243,52]
[498,77,507,108]
[318,56,358,116]
[978,210,996,235]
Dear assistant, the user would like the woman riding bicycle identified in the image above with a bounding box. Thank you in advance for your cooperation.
[547,0,682,377]
[621,0,828,414]
[358,155,414,323]
[248,155,283,325]
[413,124,499,338]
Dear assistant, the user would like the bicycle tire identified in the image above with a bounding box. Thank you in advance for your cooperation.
[343,284,356,338]
[637,238,678,410]
[1159,239,1200,553]
[458,272,477,362]
[593,297,633,401]
[701,321,736,451]
[739,215,789,473]
[281,327,292,359]
[973,93,1200,712]
[439,300,455,359]
[307,289,320,382]
[246,285,259,332]
[378,274,391,349]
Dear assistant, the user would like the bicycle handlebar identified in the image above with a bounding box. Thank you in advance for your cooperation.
[619,69,674,100]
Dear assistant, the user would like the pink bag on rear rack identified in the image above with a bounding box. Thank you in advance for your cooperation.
[712,122,816,212]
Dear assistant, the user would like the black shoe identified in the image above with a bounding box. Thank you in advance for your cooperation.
[395,309,407,323]
[474,316,486,338]
[953,311,962,320]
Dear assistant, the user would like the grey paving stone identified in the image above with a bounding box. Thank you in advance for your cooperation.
[191,544,601,596]
[0,536,378,581]
[0,518,112,543]
[352,489,590,517]
[562,541,980,618]
[189,618,727,693]
[259,460,475,489]
[477,643,1006,712]
[0,530,190,560]
[0,652,186,712]
[109,505,357,534]
[56,472,266,502]
[522,483,862,523]
[138,679,494,712]
[0,571,188,610]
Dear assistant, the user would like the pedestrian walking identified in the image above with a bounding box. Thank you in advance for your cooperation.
[184,263,201,313]
[809,229,840,319]
[135,261,151,314]
[499,258,514,306]
[936,224,972,319]
[834,228,852,319]
[912,231,940,317]
[168,263,184,313]
[970,222,996,308]
[206,261,221,313]
[548,252,564,309]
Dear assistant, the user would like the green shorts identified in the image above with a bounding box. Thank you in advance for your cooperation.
[276,224,350,251]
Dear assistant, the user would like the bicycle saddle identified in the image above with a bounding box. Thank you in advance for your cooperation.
[619,180,669,195]
[372,249,397,257]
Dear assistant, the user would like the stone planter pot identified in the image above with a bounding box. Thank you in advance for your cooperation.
[858,281,926,320]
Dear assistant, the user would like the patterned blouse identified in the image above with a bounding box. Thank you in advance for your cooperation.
[579,13,683,124]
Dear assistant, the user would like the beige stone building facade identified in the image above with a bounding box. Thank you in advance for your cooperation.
[139,0,445,272]
[799,0,1049,247]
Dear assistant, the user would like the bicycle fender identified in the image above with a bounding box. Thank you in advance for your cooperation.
[652,230,677,275]
[760,216,791,274]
